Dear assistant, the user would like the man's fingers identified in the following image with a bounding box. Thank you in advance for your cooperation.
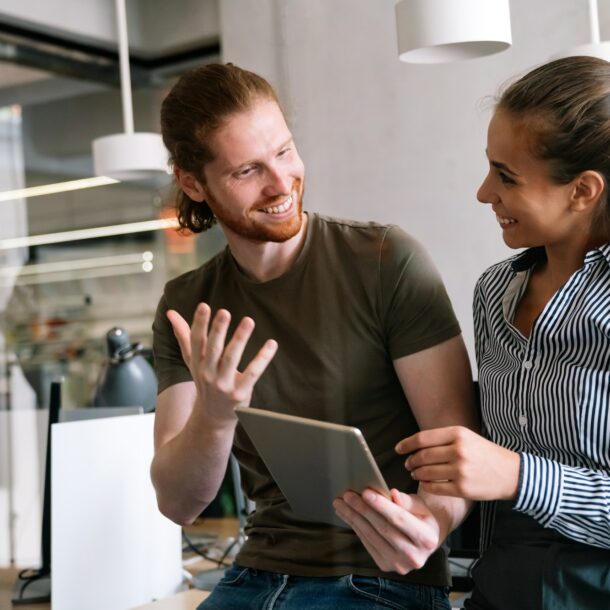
[190,303,212,360]
[167,309,193,366]
[237,340,278,393]
[344,490,426,548]
[216,317,256,381]
[334,498,395,566]
[203,309,231,375]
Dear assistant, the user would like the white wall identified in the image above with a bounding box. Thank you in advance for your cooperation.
[219,0,603,366]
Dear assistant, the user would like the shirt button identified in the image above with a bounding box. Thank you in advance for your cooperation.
[523,360,533,370]
[519,415,528,426]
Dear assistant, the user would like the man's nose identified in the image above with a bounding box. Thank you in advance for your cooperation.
[264,166,292,196]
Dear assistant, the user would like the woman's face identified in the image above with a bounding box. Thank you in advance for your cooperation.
[477,110,581,250]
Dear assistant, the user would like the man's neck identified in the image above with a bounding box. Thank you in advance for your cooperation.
[223,213,309,283]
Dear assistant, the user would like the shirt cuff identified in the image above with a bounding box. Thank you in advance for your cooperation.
[514,452,563,526]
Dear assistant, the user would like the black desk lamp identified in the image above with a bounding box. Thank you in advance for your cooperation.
[92,327,157,412]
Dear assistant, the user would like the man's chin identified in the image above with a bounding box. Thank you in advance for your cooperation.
[252,212,303,243]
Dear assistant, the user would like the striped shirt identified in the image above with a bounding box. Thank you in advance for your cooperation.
[474,244,610,551]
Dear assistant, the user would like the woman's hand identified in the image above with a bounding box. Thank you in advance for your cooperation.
[397,426,520,501]
[167,303,278,425]
[333,488,441,575]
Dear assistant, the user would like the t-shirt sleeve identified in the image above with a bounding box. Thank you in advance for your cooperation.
[379,226,461,359]
[152,292,193,394]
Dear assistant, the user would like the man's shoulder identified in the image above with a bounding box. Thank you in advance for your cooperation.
[312,213,416,250]
[164,249,227,300]
[314,213,393,234]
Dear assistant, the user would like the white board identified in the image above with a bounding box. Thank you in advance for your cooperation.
[51,413,183,610]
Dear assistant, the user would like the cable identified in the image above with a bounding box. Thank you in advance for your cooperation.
[181,529,236,567]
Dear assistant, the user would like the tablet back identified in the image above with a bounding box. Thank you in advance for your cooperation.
[235,406,390,528]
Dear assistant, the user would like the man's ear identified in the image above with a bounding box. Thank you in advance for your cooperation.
[175,167,207,202]
[571,170,606,213]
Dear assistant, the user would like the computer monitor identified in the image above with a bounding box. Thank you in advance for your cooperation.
[11,380,142,604]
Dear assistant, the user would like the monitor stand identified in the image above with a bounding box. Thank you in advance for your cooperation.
[11,570,51,605]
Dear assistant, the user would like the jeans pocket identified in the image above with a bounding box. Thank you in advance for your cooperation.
[432,586,452,610]
[347,574,417,609]
[217,563,251,587]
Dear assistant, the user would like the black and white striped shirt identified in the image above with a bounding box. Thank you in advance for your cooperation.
[474,244,610,551]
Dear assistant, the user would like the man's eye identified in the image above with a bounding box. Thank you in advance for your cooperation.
[278,147,292,158]
[237,167,255,178]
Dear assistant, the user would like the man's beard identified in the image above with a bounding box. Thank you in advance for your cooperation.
[207,179,304,243]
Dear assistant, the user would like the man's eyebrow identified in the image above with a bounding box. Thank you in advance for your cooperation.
[278,137,294,150]
[222,137,295,176]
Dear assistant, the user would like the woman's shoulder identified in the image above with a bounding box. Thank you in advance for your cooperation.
[476,255,517,288]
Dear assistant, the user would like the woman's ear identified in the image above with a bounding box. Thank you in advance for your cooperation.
[571,170,606,213]
[174,167,207,202]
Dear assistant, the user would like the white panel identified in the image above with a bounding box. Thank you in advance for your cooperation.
[51,413,182,610]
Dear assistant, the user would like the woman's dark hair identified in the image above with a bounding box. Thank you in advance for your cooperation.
[160,63,281,232]
[497,56,610,237]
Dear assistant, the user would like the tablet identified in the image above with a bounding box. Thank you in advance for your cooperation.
[235,406,391,528]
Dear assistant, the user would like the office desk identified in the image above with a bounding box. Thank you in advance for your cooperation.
[0,518,237,610]
[0,567,208,610]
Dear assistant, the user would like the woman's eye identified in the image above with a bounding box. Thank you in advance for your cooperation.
[498,171,515,185]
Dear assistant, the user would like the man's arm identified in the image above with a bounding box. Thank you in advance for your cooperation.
[150,303,277,525]
[395,334,478,541]
[150,381,237,525]
[334,334,478,574]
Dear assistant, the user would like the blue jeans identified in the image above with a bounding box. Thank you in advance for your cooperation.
[197,563,451,609]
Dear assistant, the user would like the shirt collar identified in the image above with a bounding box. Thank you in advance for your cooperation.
[510,247,546,272]
[510,242,610,273]
[584,241,610,267]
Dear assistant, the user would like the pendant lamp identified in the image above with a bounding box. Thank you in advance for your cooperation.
[554,0,610,61]
[92,0,168,181]
[395,0,512,64]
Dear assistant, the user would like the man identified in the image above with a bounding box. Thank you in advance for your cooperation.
[151,63,477,609]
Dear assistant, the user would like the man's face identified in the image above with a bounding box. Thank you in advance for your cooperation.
[200,99,305,243]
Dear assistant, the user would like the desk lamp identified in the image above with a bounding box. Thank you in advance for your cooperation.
[92,327,157,412]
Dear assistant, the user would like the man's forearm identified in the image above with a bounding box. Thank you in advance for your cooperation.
[151,403,237,525]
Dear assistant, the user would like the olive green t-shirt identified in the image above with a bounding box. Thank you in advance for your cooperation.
[152,213,460,585]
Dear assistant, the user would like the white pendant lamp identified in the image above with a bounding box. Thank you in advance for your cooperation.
[92,0,169,181]
[395,0,512,64]
[554,0,610,62]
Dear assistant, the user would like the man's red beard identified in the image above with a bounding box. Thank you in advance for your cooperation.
[207,179,305,243]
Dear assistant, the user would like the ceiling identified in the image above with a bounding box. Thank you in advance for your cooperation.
[0,0,221,234]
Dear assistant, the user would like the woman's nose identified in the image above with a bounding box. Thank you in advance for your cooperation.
[477,174,497,205]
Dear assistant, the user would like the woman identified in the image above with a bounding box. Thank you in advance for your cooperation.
[334,56,610,609]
